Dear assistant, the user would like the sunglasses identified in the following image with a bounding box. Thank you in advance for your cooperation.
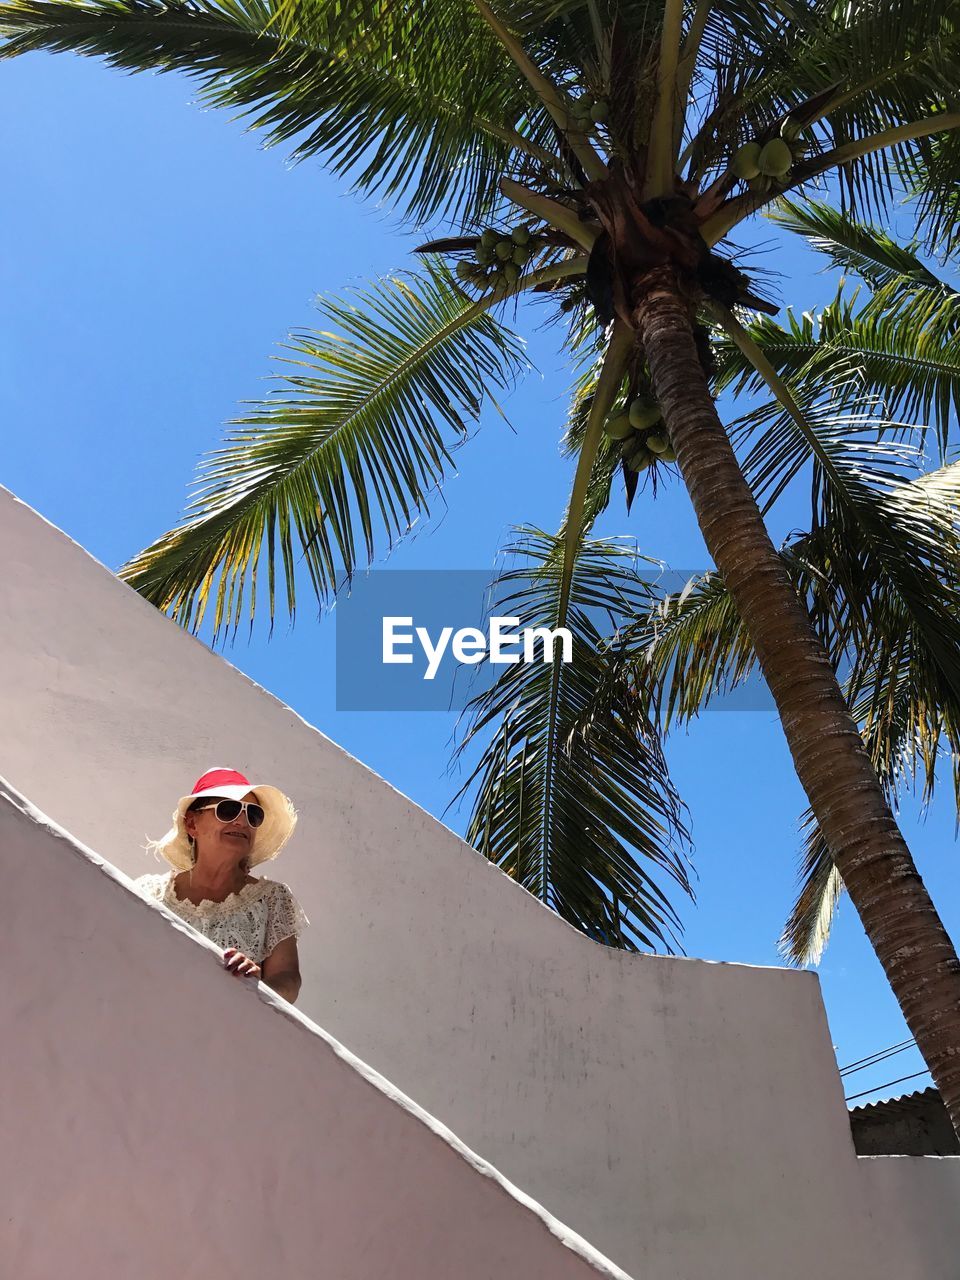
[194,799,266,829]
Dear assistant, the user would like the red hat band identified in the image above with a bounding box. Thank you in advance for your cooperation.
[192,768,252,794]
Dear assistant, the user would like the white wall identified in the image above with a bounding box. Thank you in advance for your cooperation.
[0,783,633,1280]
[857,1156,960,1278]
[0,487,950,1278]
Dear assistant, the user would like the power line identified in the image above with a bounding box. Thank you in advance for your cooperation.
[838,1038,916,1078]
[845,1070,930,1104]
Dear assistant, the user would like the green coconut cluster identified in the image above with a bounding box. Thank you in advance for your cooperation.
[457,224,541,289]
[570,91,610,128]
[603,395,677,472]
[730,117,809,193]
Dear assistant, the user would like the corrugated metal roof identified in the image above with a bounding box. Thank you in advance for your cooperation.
[849,1086,939,1117]
[849,1087,959,1156]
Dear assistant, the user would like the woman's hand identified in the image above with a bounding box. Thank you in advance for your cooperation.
[223,948,261,980]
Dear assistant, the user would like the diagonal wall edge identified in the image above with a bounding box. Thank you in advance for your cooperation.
[0,779,637,1280]
[1,485,946,1278]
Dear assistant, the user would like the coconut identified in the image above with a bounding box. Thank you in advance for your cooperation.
[512,244,531,265]
[779,116,802,142]
[659,444,677,462]
[604,413,634,441]
[628,396,662,430]
[476,242,493,264]
[590,100,609,123]
[646,432,670,454]
[456,261,475,281]
[731,141,762,180]
[494,240,514,261]
[503,262,521,285]
[625,445,654,472]
[480,228,498,250]
[758,137,793,177]
[571,96,592,124]
[511,225,531,246]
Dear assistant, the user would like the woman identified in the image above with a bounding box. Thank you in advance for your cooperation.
[135,768,309,1004]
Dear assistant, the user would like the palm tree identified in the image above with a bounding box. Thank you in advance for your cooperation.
[718,204,960,966]
[4,0,960,1128]
[458,207,960,967]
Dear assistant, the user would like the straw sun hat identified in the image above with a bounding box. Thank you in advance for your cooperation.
[153,768,298,872]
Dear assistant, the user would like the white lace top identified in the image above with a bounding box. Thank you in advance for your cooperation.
[135,871,309,965]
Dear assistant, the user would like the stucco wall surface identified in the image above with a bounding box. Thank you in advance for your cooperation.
[0,487,932,1278]
[857,1156,960,1279]
[0,784,634,1280]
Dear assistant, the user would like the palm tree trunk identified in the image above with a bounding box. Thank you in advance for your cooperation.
[632,264,960,1134]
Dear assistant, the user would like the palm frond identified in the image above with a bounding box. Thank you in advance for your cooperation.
[693,0,960,245]
[634,570,756,727]
[717,306,960,726]
[0,0,544,226]
[556,320,634,625]
[779,819,842,967]
[905,110,960,254]
[558,349,623,530]
[121,262,526,637]
[770,198,950,295]
[448,526,692,952]
[715,285,960,459]
[563,565,757,735]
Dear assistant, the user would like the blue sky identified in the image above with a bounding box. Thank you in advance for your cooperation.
[2,48,956,1105]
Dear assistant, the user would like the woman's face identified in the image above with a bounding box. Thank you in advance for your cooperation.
[184,790,259,863]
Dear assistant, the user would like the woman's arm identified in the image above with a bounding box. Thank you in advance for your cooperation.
[260,935,302,1004]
